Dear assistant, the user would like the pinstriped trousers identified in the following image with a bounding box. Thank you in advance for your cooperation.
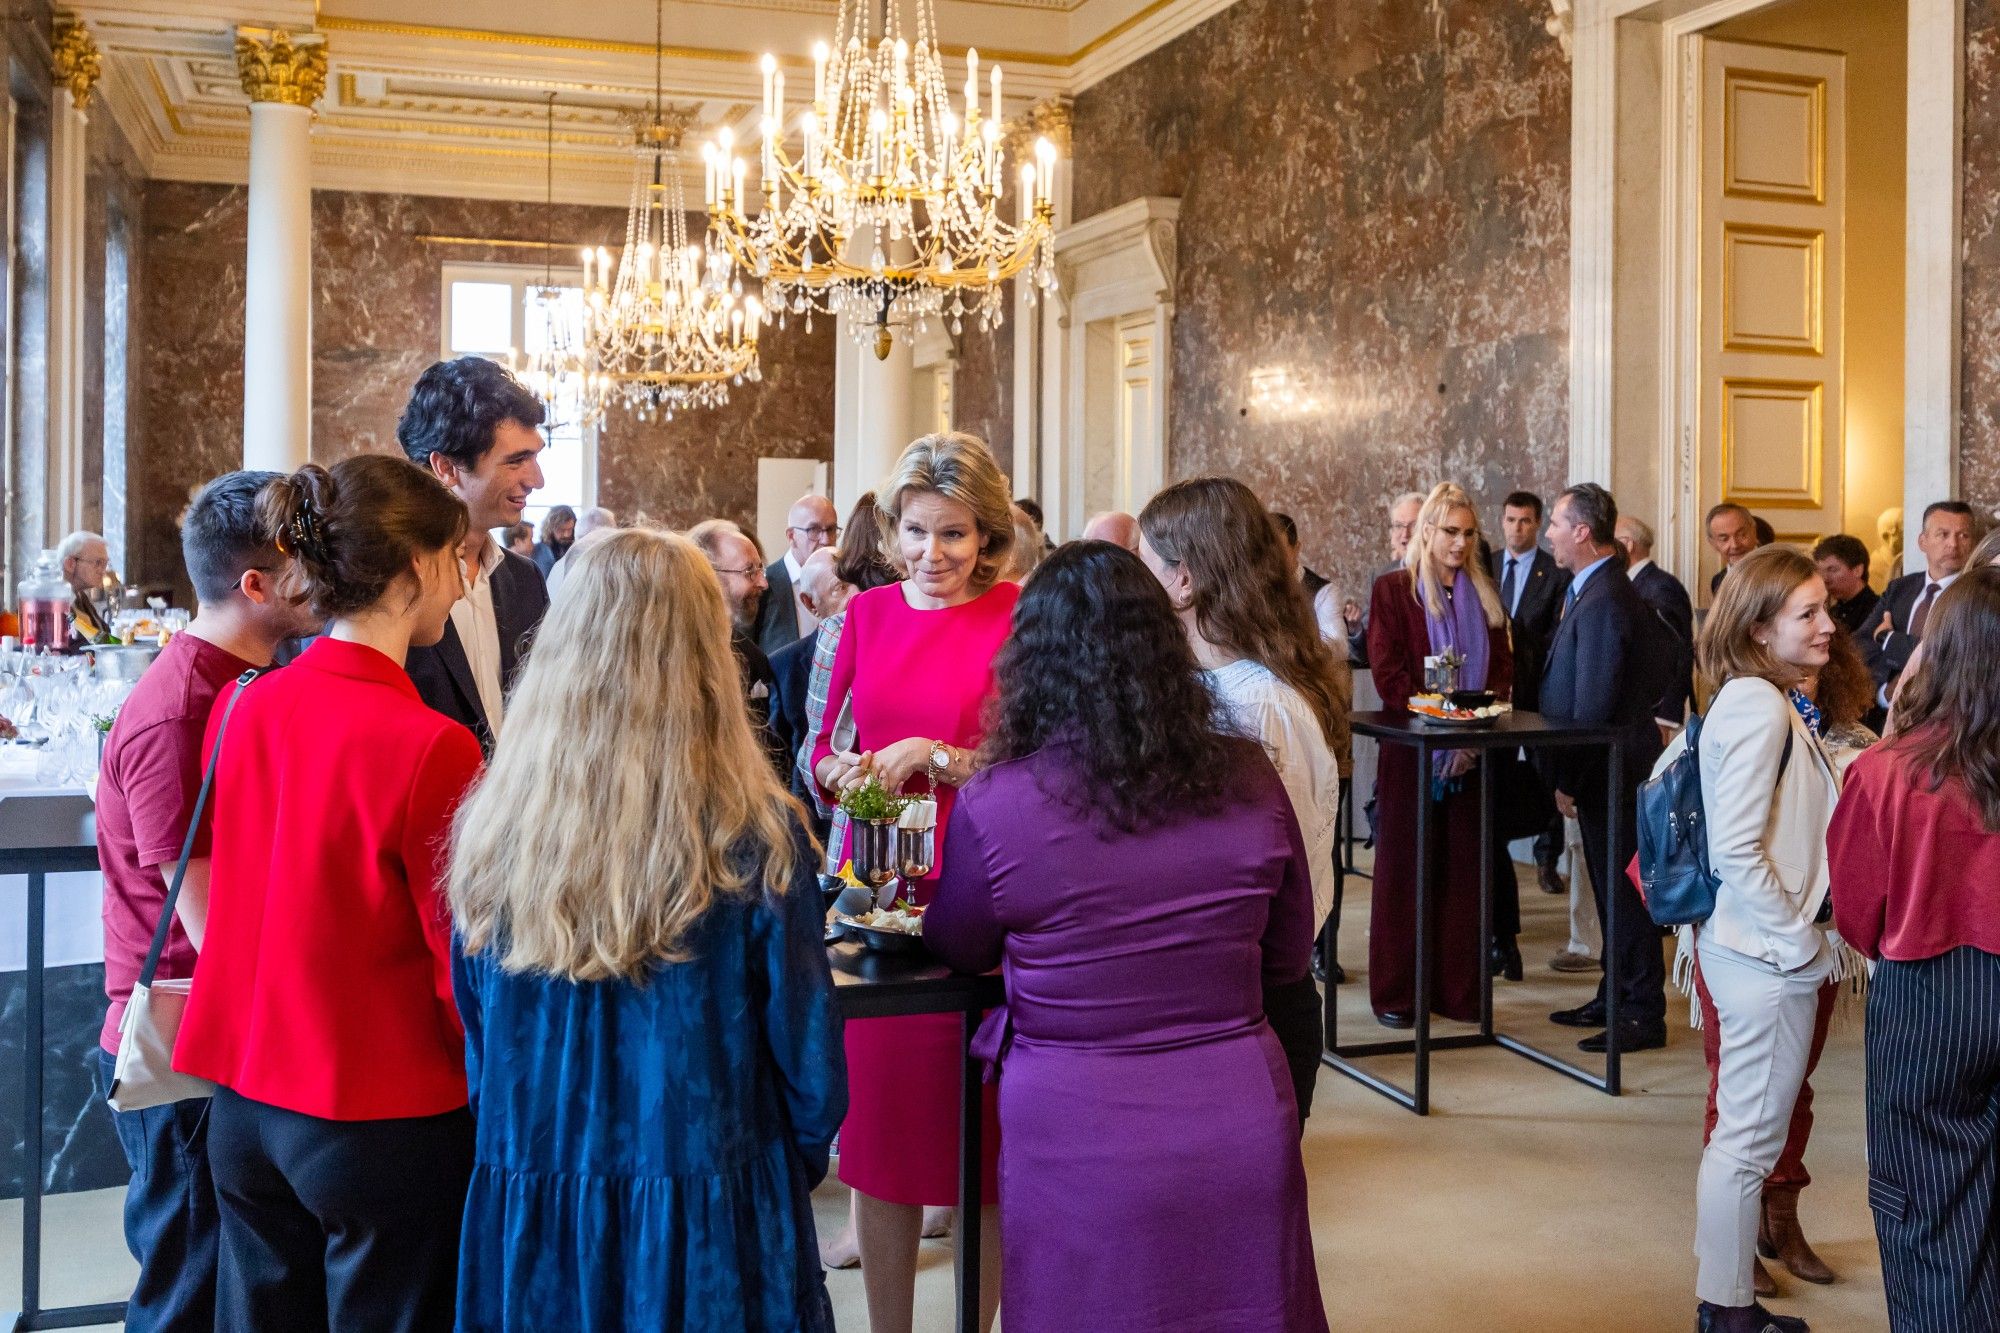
[1867,947,2000,1332]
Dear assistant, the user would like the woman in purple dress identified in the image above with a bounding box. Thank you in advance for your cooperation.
[927,541,1327,1333]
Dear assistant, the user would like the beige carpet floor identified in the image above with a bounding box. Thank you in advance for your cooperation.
[25,860,1888,1330]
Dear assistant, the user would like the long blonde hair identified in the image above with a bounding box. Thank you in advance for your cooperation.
[448,529,808,981]
[1404,483,1507,628]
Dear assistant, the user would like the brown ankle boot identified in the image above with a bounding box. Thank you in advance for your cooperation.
[1753,1255,1778,1298]
[1761,1187,1835,1284]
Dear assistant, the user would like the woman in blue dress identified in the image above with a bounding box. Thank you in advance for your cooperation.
[446,529,846,1333]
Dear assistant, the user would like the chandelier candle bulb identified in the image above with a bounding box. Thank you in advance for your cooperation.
[989,66,1001,126]
[813,42,828,105]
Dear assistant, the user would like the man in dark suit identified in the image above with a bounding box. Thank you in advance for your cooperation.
[768,549,855,830]
[691,518,787,777]
[397,357,551,757]
[1704,502,1762,598]
[1813,533,1880,637]
[1866,501,1980,702]
[1616,514,1695,732]
[1489,490,1570,895]
[753,493,841,660]
[1538,483,1671,1053]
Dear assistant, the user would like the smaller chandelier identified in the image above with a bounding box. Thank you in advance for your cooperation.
[577,113,763,422]
[702,0,1059,357]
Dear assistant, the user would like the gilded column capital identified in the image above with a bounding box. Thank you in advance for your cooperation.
[51,18,101,111]
[1005,96,1073,161]
[235,28,327,108]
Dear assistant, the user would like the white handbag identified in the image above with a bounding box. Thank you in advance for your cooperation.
[106,669,261,1113]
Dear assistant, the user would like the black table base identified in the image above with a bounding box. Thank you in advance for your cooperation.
[828,940,1003,1333]
[1323,711,1632,1115]
[0,845,124,1333]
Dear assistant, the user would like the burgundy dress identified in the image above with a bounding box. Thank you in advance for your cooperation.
[1365,569,1514,1023]
[808,579,1017,1205]
[926,740,1326,1332]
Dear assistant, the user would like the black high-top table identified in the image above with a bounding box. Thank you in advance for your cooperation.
[828,939,1004,1333]
[1328,710,1637,1115]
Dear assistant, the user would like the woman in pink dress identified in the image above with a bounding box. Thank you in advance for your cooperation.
[809,432,1017,1333]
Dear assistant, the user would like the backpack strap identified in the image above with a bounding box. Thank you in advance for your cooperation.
[134,668,263,991]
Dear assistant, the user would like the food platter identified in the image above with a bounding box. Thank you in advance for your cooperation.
[1409,692,1512,728]
[835,905,928,955]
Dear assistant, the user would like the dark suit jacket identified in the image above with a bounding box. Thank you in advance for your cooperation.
[1300,567,1329,599]
[1536,562,1670,799]
[406,548,549,757]
[1867,571,1937,687]
[1487,546,1568,712]
[1629,561,1695,723]
[1347,558,1403,667]
[752,557,802,659]
[767,633,820,807]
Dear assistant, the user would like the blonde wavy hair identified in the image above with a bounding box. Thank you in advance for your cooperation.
[1403,482,1507,629]
[879,432,1015,591]
[448,528,808,981]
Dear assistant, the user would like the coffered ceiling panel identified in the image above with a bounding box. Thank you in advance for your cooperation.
[73,0,1230,204]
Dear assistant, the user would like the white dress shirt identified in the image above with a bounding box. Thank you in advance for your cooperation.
[783,549,821,640]
[1206,659,1342,932]
[449,538,508,738]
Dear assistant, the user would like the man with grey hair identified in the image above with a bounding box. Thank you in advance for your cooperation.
[1080,510,1141,552]
[755,493,841,658]
[1616,513,1694,733]
[58,530,113,644]
[768,547,853,812]
[1341,491,1426,665]
[690,518,784,776]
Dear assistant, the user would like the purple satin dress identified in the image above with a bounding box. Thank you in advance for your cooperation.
[926,739,1327,1333]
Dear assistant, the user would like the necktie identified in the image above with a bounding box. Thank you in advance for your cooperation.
[1910,582,1941,640]
[1561,581,1578,621]
[1502,556,1521,616]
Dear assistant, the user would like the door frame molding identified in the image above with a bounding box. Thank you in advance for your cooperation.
[1571,0,1961,579]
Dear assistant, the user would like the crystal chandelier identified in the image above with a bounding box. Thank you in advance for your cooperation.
[701,0,1059,357]
[576,0,763,421]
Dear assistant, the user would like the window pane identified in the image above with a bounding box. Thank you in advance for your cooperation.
[449,281,514,354]
[520,283,588,527]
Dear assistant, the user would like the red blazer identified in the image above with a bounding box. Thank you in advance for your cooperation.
[1366,568,1515,711]
[174,637,483,1121]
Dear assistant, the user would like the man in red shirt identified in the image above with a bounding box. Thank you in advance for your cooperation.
[94,471,320,1332]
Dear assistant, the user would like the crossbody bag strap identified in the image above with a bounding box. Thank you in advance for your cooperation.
[134,667,263,990]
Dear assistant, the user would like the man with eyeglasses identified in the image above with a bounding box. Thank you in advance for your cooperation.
[692,518,786,777]
[754,493,841,658]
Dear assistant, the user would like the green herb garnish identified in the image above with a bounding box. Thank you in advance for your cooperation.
[838,775,909,822]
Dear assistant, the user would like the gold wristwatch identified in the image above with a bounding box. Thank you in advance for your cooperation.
[927,740,954,787]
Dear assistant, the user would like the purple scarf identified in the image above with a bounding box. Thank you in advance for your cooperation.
[1424,568,1491,786]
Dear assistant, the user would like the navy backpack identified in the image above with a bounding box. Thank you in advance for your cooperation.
[1636,712,1790,928]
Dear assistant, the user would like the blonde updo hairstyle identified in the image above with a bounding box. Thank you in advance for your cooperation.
[877,432,1015,592]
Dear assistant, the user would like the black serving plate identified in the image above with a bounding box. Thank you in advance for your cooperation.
[1449,689,1498,709]
[838,917,930,956]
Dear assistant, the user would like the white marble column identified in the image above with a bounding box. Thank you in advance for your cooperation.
[47,21,99,539]
[236,30,325,472]
[1011,98,1072,527]
[833,314,914,511]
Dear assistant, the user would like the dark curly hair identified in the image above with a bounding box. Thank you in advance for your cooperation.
[980,541,1237,832]
[259,455,468,620]
[396,356,546,473]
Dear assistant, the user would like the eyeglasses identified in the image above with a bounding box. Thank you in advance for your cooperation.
[710,565,764,580]
[791,524,841,539]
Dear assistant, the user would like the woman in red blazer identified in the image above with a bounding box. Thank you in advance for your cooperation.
[1365,482,1514,1027]
[173,455,481,1333]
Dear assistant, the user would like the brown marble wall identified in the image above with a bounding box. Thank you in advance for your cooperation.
[1070,0,1571,600]
[949,287,1015,465]
[134,183,835,586]
[1964,0,2000,519]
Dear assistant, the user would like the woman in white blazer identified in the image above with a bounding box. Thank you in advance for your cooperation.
[1691,545,1843,1333]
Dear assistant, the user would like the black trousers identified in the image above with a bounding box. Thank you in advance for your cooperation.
[1531,812,1565,872]
[1575,783,1666,1030]
[207,1086,474,1333]
[1262,973,1322,1128]
[1867,948,2000,1332]
[92,1049,218,1333]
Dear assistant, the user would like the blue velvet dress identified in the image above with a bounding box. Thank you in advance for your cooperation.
[451,836,846,1333]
